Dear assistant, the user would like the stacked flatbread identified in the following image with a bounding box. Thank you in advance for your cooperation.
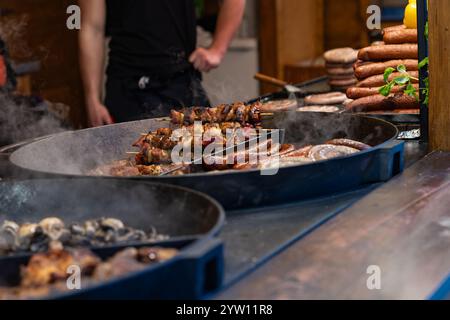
[324,48,358,92]
[298,92,348,113]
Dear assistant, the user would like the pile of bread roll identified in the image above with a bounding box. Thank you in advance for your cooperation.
[299,92,349,113]
[346,25,419,113]
[323,48,358,92]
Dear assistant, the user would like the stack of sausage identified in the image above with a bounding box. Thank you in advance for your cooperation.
[346,25,419,113]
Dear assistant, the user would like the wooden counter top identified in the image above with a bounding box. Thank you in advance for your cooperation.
[216,151,450,300]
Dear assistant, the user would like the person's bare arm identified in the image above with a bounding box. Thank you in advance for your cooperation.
[190,0,246,72]
[79,0,113,127]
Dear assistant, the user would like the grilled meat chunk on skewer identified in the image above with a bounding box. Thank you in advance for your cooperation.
[136,164,192,176]
[136,146,172,165]
[171,102,262,126]
[134,124,269,166]
[134,123,247,150]
[133,132,176,150]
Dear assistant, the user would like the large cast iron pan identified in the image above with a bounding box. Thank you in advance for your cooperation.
[0,237,224,300]
[0,179,225,299]
[0,179,224,247]
[9,113,403,210]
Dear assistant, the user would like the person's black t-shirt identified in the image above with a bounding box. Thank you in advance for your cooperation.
[106,0,197,78]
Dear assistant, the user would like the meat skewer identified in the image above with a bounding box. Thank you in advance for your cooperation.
[171,102,262,126]
[133,122,248,150]
[132,123,276,166]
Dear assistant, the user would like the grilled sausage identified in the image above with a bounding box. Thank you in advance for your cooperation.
[354,59,418,80]
[282,145,313,158]
[358,44,418,61]
[356,71,419,88]
[307,145,359,161]
[346,93,419,112]
[367,109,420,115]
[279,144,296,155]
[353,60,373,69]
[326,139,371,151]
[383,29,418,44]
[371,41,385,46]
[382,25,407,34]
[367,108,420,115]
[146,148,171,164]
[346,83,419,99]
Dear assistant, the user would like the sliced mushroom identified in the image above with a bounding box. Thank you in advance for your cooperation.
[39,218,66,241]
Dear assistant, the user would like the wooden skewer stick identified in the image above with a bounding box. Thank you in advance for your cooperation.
[126,152,140,155]
[261,113,275,117]
[254,73,288,88]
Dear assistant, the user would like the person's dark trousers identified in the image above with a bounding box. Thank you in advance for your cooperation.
[105,68,210,123]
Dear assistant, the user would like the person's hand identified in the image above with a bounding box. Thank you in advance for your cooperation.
[189,47,224,73]
[87,100,114,127]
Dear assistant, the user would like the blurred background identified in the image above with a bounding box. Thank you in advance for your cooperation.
[0,0,407,130]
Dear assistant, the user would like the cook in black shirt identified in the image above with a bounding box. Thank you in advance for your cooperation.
[79,0,246,126]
